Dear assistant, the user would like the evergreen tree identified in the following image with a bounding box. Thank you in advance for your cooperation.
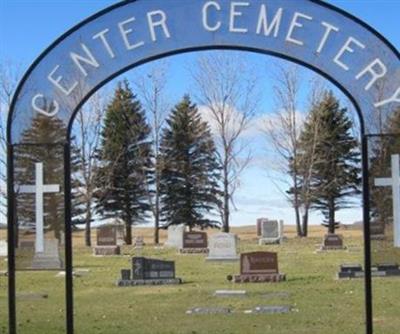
[369,107,400,224]
[160,95,221,230]
[94,80,153,244]
[14,114,81,242]
[298,91,361,233]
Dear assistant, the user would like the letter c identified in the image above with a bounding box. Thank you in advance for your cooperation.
[31,94,59,117]
[203,1,222,32]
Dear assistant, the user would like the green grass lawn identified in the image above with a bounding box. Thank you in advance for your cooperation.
[0,231,399,334]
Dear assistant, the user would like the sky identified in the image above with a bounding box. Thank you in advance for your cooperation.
[1,0,399,228]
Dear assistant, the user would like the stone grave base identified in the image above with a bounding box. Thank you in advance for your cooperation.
[93,246,120,256]
[233,273,286,283]
[370,235,386,240]
[206,256,239,262]
[179,248,209,254]
[318,245,346,251]
[116,278,182,286]
[31,254,63,270]
[258,238,281,245]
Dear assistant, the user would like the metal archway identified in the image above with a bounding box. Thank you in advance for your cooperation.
[6,1,400,333]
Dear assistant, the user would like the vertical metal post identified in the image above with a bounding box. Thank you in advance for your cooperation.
[64,142,74,334]
[362,135,373,334]
[7,144,16,334]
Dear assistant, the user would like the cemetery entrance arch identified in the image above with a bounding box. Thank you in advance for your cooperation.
[6,1,400,333]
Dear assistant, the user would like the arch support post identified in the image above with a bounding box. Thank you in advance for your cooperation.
[64,142,74,334]
[7,144,16,334]
[361,135,373,334]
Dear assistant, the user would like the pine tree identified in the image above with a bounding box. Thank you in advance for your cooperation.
[94,80,153,244]
[160,95,221,230]
[369,107,400,223]
[298,91,361,233]
[14,114,73,241]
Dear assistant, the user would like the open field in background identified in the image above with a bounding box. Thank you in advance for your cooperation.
[0,226,399,334]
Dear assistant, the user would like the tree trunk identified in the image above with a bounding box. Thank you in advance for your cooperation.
[293,191,303,237]
[328,197,335,234]
[154,175,160,244]
[223,163,230,233]
[84,204,92,247]
[302,206,309,237]
[125,220,132,245]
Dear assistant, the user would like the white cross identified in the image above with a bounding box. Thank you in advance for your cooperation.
[18,163,60,253]
[374,154,400,248]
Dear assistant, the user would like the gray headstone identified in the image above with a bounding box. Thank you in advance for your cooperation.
[0,240,7,257]
[164,224,185,249]
[31,239,63,270]
[206,233,239,261]
[259,220,283,245]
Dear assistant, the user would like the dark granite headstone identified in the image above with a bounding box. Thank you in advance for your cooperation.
[232,252,285,283]
[117,257,181,286]
[180,231,208,253]
[132,257,175,280]
[97,225,117,246]
[241,252,278,275]
[321,234,344,250]
[376,263,399,271]
[183,232,207,249]
[121,269,131,281]
[370,221,386,240]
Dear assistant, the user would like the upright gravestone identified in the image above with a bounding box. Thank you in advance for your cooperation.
[369,221,386,240]
[259,220,283,245]
[320,233,345,251]
[0,240,7,257]
[256,218,268,237]
[231,251,286,283]
[115,225,126,246]
[31,239,63,270]
[180,231,208,254]
[93,225,121,256]
[206,233,239,261]
[164,224,185,249]
[117,257,182,286]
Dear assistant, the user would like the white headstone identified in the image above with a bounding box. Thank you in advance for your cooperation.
[0,240,7,257]
[164,224,185,249]
[206,232,239,261]
[259,220,284,245]
[374,154,400,248]
[18,163,60,254]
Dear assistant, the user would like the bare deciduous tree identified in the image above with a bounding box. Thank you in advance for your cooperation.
[191,52,259,232]
[263,63,324,237]
[134,63,169,244]
[71,90,108,246]
[0,61,21,223]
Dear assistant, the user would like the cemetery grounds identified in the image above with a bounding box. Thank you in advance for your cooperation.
[0,226,399,334]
